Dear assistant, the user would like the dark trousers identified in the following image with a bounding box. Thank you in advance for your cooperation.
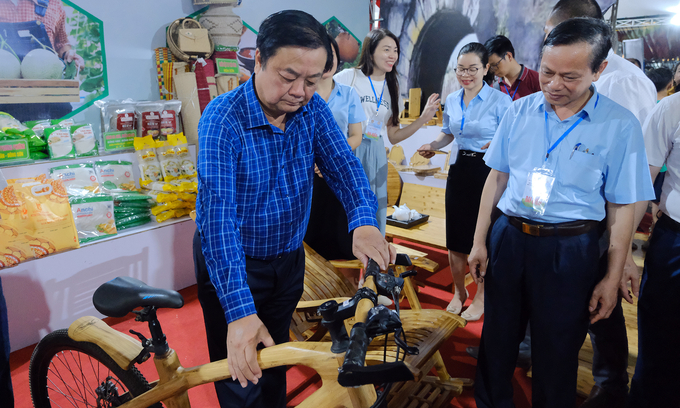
[0,277,13,407]
[193,230,305,408]
[588,297,629,395]
[475,215,601,408]
[629,216,680,408]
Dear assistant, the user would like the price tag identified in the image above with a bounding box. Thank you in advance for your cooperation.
[0,140,29,164]
[103,131,135,151]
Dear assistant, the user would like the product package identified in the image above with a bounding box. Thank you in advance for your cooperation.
[44,126,76,159]
[150,200,185,215]
[71,124,98,157]
[144,181,179,192]
[94,161,137,192]
[50,163,100,196]
[0,221,34,269]
[0,177,79,259]
[156,141,182,181]
[51,118,75,127]
[146,191,178,203]
[169,177,197,193]
[177,192,196,202]
[116,213,152,230]
[134,136,163,184]
[69,195,117,244]
[95,100,137,152]
[23,119,52,138]
[136,101,163,139]
[111,192,153,230]
[159,100,183,140]
[167,133,196,178]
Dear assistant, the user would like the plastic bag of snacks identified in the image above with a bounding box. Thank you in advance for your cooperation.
[150,201,185,216]
[71,124,98,157]
[69,195,117,244]
[146,191,178,203]
[156,141,182,181]
[169,177,197,193]
[44,126,76,159]
[95,100,137,152]
[168,133,196,178]
[0,221,34,269]
[160,100,182,140]
[143,181,179,192]
[116,213,152,230]
[0,177,79,259]
[50,163,100,195]
[95,161,137,192]
[51,118,75,127]
[23,119,52,138]
[136,101,163,139]
[134,136,163,183]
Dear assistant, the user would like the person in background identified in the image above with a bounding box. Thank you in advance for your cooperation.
[484,35,541,100]
[0,278,12,407]
[417,43,511,321]
[626,58,642,69]
[305,35,366,261]
[543,3,658,407]
[469,18,654,408]
[193,10,395,408]
[646,67,674,102]
[628,92,680,408]
[335,28,440,235]
[673,62,680,93]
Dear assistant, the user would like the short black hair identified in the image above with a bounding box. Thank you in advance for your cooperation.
[647,67,673,92]
[484,35,515,59]
[459,42,495,85]
[542,18,612,73]
[550,0,604,25]
[256,10,333,73]
[626,58,642,69]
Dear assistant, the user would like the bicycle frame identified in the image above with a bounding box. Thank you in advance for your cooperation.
[66,275,405,408]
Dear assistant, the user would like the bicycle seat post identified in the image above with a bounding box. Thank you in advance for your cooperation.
[136,306,170,356]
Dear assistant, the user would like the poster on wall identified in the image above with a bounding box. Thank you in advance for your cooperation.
[0,0,107,122]
[380,0,615,104]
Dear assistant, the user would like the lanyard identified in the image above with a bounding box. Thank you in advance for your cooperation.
[459,93,467,135]
[368,76,385,114]
[502,80,521,100]
[544,110,586,161]
[544,93,599,161]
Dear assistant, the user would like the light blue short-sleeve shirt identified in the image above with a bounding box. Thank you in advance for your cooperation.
[484,86,655,223]
[325,82,367,138]
[442,82,512,153]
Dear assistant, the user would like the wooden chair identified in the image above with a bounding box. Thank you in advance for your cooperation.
[292,243,471,408]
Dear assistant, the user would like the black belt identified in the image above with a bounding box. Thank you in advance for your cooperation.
[508,216,599,237]
[658,213,680,233]
[458,150,484,158]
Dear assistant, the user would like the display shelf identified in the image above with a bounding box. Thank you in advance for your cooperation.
[0,148,134,170]
[81,216,192,247]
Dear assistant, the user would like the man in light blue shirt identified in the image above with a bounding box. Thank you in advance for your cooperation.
[468,18,654,408]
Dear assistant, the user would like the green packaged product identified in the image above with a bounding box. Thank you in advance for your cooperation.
[116,213,152,227]
[116,217,152,231]
[115,200,154,209]
[70,124,98,157]
[44,126,76,159]
[3,127,46,149]
[29,151,49,160]
[24,120,52,138]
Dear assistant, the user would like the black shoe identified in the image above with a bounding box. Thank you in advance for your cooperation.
[580,385,627,408]
[466,346,532,369]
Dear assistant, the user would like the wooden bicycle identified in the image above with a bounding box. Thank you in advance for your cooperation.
[28,259,466,408]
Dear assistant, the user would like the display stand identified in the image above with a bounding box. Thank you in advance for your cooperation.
[0,146,198,352]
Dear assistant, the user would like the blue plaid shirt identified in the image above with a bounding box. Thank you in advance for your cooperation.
[196,76,378,324]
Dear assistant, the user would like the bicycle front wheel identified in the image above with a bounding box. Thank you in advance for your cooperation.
[29,329,159,407]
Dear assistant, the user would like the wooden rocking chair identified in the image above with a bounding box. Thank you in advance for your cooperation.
[292,243,471,408]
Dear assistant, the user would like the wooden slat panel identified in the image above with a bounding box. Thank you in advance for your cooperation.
[0,79,79,87]
[0,95,79,103]
[0,87,79,96]
[399,183,446,219]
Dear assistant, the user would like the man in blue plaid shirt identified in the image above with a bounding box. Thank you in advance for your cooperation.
[192,10,395,408]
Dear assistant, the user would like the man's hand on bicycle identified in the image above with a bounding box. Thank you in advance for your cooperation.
[227,314,275,388]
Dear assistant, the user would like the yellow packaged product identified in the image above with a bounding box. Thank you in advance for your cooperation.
[177,192,196,202]
[168,133,196,178]
[174,208,192,218]
[150,201,184,216]
[0,222,34,268]
[156,141,182,181]
[134,136,163,184]
[154,210,176,223]
[146,191,178,203]
[0,177,79,259]
[143,181,178,192]
[181,200,195,209]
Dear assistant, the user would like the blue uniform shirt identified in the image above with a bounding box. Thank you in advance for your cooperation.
[326,82,366,137]
[196,77,378,324]
[485,86,655,223]
[442,82,512,153]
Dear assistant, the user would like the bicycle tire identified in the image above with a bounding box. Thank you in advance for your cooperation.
[29,329,161,408]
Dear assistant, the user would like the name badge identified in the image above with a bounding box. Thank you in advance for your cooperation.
[364,116,382,140]
[520,167,555,216]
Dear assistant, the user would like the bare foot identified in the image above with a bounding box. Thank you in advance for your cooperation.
[446,288,468,315]
[461,295,484,321]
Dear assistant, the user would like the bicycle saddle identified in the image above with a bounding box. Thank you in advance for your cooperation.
[93,276,184,317]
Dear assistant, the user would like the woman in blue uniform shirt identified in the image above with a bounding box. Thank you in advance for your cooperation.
[305,35,367,260]
[419,43,512,320]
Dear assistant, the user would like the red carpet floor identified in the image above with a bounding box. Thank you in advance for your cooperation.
[11,239,546,407]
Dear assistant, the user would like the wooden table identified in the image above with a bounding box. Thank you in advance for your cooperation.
[385,208,447,251]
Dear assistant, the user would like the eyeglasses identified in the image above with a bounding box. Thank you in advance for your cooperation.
[489,55,506,70]
[455,66,480,76]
